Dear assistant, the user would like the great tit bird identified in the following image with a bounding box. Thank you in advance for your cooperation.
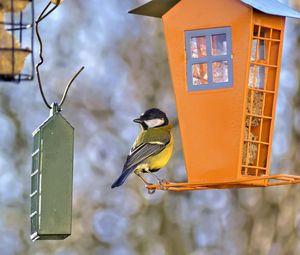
[111,108,173,189]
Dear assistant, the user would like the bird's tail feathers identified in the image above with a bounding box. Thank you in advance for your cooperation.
[111,166,135,189]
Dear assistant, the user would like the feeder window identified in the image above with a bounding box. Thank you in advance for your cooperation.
[185,27,233,91]
[192,63,208,84]
[211,34,227,56]
[190,36,207,57]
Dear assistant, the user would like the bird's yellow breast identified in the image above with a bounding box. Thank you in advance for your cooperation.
[144,133,173,170]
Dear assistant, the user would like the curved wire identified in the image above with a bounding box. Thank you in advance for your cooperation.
[59,66,85,107]
[35,2,58,109]
[38,1,61,22]
[35,0,84,110]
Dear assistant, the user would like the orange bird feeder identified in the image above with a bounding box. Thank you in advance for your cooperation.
[129,0,300,191]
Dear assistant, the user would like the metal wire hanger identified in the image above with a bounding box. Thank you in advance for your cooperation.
[35,1,84,110]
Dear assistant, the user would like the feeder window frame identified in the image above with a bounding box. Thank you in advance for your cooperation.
[185,27,233,91]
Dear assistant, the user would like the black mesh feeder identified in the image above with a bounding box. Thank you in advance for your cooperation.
[0,0,34,82]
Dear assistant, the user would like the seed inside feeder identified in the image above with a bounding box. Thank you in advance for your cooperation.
[0,29,29,78]
[0,0,30,12]
[242,90,264,166]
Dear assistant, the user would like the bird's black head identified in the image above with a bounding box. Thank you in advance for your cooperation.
[133,108,169,130]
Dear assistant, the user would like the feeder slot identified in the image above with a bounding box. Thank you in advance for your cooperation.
[30,130,40,240]
[242,24,281,177]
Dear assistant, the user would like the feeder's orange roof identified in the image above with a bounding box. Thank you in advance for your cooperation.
[129,0,300,19]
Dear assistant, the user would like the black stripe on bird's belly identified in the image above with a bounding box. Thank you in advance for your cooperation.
[142,168,160,173]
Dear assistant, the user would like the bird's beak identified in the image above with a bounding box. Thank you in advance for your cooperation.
[133,118,143,124]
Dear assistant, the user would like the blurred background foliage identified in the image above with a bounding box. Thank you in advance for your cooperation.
[0,0,299,254]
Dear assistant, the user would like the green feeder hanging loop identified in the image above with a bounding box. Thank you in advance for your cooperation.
[30,1,84,242]
[49,102,61,116]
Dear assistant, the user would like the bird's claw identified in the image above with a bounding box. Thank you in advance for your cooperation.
[159,179,169,190]
[159,179,169,185]
[145,183,155,194]
[147,188,156,195]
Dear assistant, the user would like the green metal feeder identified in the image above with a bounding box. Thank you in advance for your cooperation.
[30,103,74,241]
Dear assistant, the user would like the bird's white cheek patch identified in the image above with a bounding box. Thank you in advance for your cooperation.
[144,118,164,128]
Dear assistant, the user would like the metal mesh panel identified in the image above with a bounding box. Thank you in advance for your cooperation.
[0,0,34,82]
[242,25,281,177]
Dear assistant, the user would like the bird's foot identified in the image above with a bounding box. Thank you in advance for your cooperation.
[158,179,169,190]
[147,188,156,195]
[144,181,153,187]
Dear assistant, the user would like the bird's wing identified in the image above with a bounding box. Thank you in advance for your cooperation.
[123,141,169,172]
